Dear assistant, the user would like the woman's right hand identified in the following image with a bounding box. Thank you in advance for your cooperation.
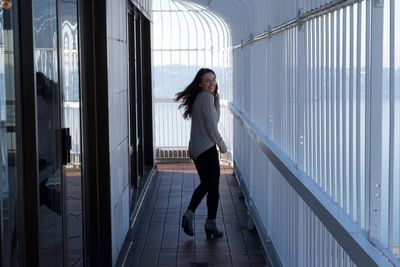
[218,139,227,153]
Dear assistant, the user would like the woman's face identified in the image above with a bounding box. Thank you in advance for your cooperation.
[199,72,216,94]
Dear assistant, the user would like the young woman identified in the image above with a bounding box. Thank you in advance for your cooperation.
[175,68,227,239]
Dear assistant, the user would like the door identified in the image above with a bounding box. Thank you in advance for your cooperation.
[128,8,144,213]
[0,1,24,265]
[0,0,83,265]
[128,7,154,217]
[33,0,83,265]
[33,0,64,265]
[59,0,83,265]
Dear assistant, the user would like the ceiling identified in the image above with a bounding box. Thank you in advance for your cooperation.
[176,0,316,46]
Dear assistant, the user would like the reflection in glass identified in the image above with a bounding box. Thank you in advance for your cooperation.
[1,2,22,266]
[32,0,63,265]
[60,0,83,265]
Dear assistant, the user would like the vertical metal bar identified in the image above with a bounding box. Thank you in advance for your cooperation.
[310,18,315,177]
[364,0,372,231]
[321,15,326,192]
[325,12,331,196]
[369,0,383,240]
[325,225,329,267]
[388,0,395,252]
[291,29,295,160]
[295,28,299,162]
[282,33,286,152]
[287,31,291,158]
[349,4,355,219]
[312,19,317,183]
[273,39,277,143]
[342,6,348,214]
[331,11,336,201]
[356,1,362,225]
[285,33,289,153]
[309,19,312,178]
[267,38,272,139]
[312,213,316,267]
[297,23,306,267]
[291,29,295,159]
[308,208,311,267]
[336,9,342,206]
[318,218,321,267]
[315,19,319,184]
[306,21,310,174]
[316,17,321,188]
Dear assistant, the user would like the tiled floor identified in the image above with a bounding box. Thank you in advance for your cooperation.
[125,163,268,267]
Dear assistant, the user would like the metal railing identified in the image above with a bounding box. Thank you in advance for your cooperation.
[154,97,233,164]
[230,0,400,266]
[231,102,393,267]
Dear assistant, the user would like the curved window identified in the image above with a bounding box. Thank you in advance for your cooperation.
[152,0,232,159]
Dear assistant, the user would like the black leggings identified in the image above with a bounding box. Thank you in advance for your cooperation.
[188,145,220,220]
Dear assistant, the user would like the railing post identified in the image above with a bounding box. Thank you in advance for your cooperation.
[296,20,306,267]
[368,0,383,241]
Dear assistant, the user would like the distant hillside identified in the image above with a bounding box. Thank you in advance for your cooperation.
[153,65,400,100]
[153,65,231,98]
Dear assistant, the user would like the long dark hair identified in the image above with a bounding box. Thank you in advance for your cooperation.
[175,68,218,119]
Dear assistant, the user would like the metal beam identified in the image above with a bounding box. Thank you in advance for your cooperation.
[232,0,365,49]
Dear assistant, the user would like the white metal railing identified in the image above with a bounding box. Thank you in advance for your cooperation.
[231,0,400,266]
[64,102,80,166]
[231,102,390,267]
[152,0,233,162]
[154,98,233,163]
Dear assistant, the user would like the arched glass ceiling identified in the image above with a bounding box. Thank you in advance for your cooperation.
[152,0,233,157]
[152,0,232,100]
[176,0,340,46]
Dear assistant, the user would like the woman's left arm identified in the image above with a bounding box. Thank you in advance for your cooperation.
[214,94,220,120]
[203,93,227,153]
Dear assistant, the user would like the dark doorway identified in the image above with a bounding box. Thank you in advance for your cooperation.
[128,5,154,218]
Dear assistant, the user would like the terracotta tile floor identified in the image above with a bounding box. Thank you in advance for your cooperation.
[125,163,268,267]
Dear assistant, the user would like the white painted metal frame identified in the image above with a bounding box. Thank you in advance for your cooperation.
[225,0,400,265]
[165,0,400,263]
[152,0,233,161]
[230,102,390,267]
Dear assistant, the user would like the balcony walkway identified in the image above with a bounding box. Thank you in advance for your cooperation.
[124,163,268,267]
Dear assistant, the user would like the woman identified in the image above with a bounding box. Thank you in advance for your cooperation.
[175,68,227,239]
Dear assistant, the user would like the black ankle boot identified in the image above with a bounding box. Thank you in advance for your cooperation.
[181,210,194,236]
[204,219,223,239]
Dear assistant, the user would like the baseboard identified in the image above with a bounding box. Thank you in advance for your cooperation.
[234,160,283,267]
[115,166,158,267]
[129,166,158,229]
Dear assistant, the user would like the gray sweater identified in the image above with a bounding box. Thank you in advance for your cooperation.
[188,91,227,160]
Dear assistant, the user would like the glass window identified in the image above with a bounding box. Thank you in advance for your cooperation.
[1,1,23,265]
[32,0,63,264]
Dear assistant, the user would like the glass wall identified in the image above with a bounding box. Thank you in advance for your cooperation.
[32,0,83,265]
[59,0,83,265]
[32,0,63,264]
[59,0,83,266]
[0,1,23,265]
[1,0,82,265]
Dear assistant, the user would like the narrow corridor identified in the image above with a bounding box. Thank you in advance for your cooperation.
[124,163,267,267]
